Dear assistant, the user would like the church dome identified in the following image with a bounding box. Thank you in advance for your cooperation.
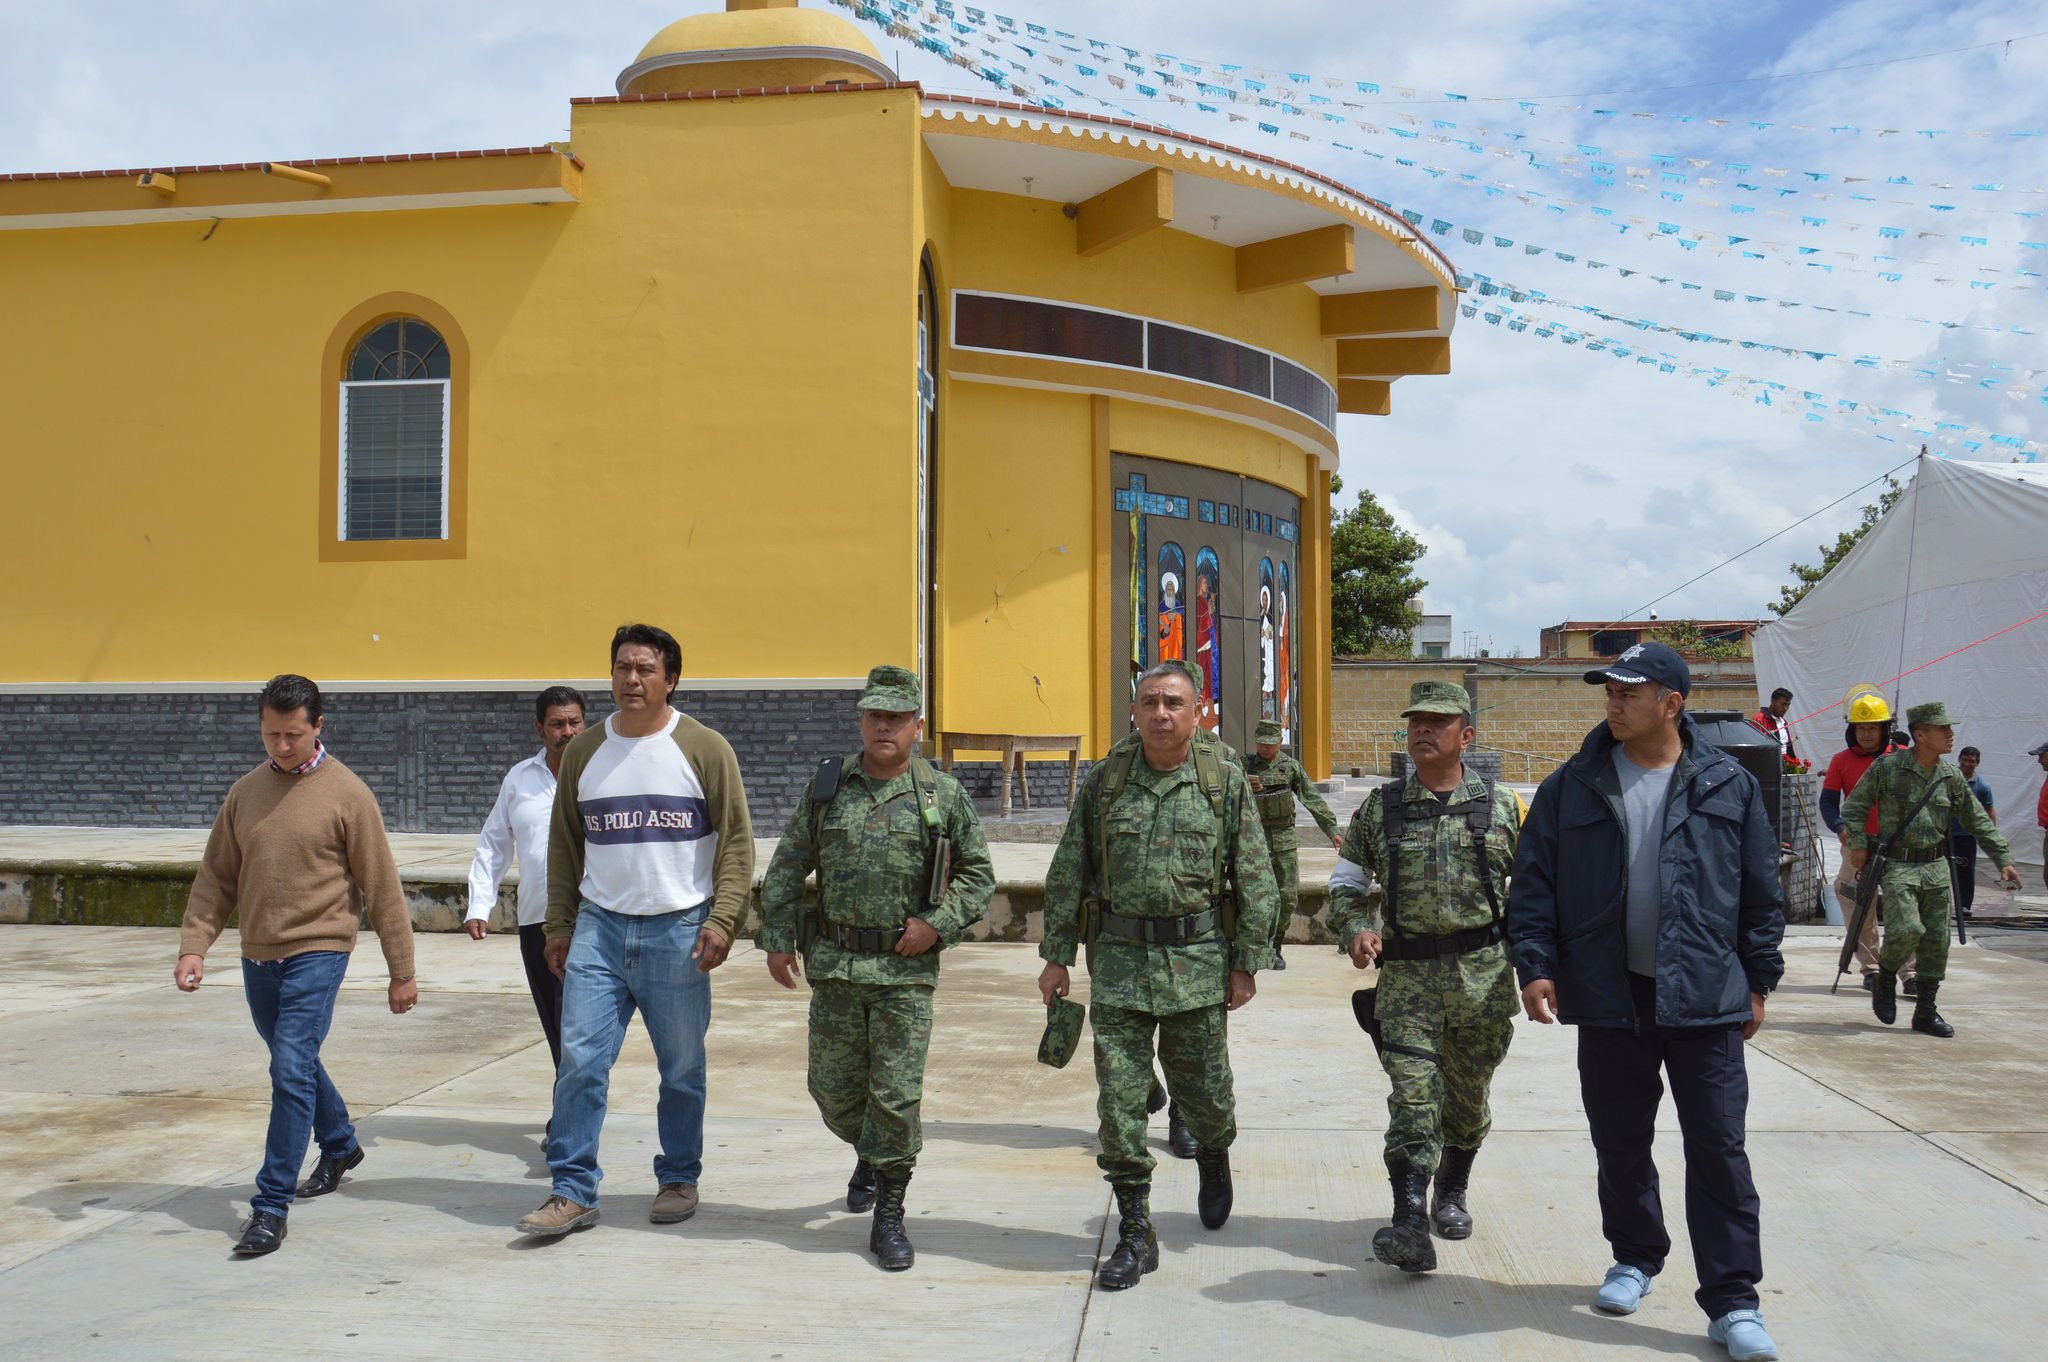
[617,2,894,96]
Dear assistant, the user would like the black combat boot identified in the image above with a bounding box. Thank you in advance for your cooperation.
[1195,1146,1233,1229]
[1097,1183,1159,1290]
[1911,981,1954,1038]
[846,1158,877,1213]
[1872,968,1898,1026]
[1166,1104,1199,1160]
[868,1169,914,1271]
[1431,1146,1477,1240]
[1371,1161,1436,1273]
[1146,1076,1169,1116]
[1902,976,1919,997]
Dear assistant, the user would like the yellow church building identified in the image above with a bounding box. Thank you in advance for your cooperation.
[0,0,1456,828]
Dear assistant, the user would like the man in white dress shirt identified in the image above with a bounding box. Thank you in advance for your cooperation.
[465,686,587,1068]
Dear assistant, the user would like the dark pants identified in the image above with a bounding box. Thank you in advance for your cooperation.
[1950,835,1977,916]
[1576,972,1762,1320]
[242,951,357,1217]
[518,922,565,1068]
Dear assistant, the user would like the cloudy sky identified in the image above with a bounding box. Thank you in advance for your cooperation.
[5,1,2043,657]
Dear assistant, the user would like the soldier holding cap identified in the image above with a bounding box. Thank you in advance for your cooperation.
[1246,717,1343,971]
[758,665,993,1270]
[1038,660,1279,1292]
[1841,701,2019,1037]
[1328,680,1522,1274]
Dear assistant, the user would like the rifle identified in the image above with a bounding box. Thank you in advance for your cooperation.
[1832,773,1946,994]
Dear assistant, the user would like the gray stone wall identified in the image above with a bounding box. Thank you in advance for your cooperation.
[0,689,860,833]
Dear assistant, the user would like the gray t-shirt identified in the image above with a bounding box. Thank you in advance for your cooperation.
[1614,747,1677,977]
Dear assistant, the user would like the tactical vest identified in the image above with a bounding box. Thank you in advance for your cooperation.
[1252,760,1298,831]
[1084,739,1238,943]
[1374,774,1505,961]
[798,754,948,951]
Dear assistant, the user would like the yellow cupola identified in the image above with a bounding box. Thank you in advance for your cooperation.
[616,1,894,96]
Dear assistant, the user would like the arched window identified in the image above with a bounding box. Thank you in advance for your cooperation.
[340,318,451,541]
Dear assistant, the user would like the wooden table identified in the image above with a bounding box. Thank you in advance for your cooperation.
[937,732,1082,818]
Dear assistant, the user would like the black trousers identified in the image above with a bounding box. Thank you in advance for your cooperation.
[518,922,565,1070]
[1950,834,1977,915]
[1576,973,1762,1319]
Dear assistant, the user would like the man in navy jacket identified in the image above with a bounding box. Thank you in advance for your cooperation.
[1509,642,1786,1362]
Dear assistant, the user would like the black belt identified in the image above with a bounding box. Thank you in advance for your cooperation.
[1377,921,1505,962]
[818,921,905,953]
[1098,907,1221,946]
[1890,845,1948,864]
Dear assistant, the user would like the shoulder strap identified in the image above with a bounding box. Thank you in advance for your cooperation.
[1379,777,1408,930]
[1094,745,1138,895]
[1194,742,1228,897]
[910,755,942,833]
[1469,776,1502,925]
[808,754,850,846]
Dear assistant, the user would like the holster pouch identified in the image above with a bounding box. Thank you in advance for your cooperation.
[1080,896,1105,946]
[1350,986,1439,1067]
[1038,995,1086,1069]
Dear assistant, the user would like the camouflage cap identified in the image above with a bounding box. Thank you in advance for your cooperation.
[857,665,921,712]
[1254,719,1283,742]
[1037,994,1085,1069]
[1401,680,1474,718]
[1906,700,1954,728]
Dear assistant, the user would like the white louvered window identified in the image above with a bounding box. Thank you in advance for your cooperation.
[339,318,450,541]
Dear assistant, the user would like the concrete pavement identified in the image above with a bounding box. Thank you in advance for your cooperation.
[2,924,2044,1360]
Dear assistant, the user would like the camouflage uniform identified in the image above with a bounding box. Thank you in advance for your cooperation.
[758,690,993,1176]
[1042,744,1279,1185]
[1328,685,1521,1178]
[1840,736,2009,986]
[1245,723,1341,951]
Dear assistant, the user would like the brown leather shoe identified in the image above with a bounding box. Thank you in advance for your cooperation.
[651,1182,699,1224]
[517,1195,598,1237]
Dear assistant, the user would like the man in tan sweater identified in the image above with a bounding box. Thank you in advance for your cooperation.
[176,674,417,1257]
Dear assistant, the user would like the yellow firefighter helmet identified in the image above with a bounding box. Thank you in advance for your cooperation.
[1845,686,1892,725]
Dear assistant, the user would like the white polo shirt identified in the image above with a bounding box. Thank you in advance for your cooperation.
[575,711,721,916]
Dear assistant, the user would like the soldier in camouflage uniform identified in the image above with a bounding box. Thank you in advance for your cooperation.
[759,666,993,1270]
[1038,661,1280,1291]
[1841,700,2018,1037]
[1246,717,1344,970]
[1328,680,1521,1274]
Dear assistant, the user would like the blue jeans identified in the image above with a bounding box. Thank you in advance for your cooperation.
[242,951,357,1217]
[549,902,712,1205]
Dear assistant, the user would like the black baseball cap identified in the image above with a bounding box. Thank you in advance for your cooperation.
[1584,640,1691,699]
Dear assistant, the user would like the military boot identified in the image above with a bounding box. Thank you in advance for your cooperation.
[1431,1146,1478,1240]
[1911,981,1955,1038]
[846,1158,877,1213]
[1097,1183,1159,1290]
[1146,1076,1169,1116]
[1371,1161,1436,1273]
[868,1169,913,1271]
[1195,1146,1233,1229]
[1166,1104,1199,1160]
[1871,968,1898,1026]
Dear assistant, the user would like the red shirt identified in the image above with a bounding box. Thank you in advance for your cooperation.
[1823,744,1893,835]
[2037,778,2048,829]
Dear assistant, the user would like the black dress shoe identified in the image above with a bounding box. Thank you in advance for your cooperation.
[297,1146,364,1198]
[234,1210,288,1256]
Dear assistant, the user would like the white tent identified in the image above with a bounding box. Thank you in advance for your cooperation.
[1754,456,2048,867]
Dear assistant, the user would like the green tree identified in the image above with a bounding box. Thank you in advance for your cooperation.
[1328,474,1428,655]
[1768,476,1904,617]
[1653,618,1745,661]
